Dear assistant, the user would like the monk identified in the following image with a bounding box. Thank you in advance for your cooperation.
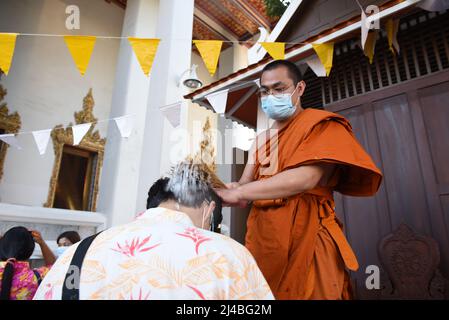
[215,60,382,300]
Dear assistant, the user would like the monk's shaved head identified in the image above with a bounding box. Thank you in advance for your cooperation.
[260,60,303,86]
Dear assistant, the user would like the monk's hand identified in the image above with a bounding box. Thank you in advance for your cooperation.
[215,188,248,208]
[225,182,241,189]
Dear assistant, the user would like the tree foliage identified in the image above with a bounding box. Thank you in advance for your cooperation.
[264,0,290,18]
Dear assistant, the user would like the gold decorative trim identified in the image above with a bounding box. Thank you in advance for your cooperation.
[191,116,225,189]
[44,88,106,211]
[199,117,216,172]
[0,72,22,181]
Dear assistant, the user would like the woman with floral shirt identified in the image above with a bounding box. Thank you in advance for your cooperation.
[34,161,274,300]
[0,227,56,300]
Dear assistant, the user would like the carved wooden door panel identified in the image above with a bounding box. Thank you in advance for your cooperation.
[326,70,449,299]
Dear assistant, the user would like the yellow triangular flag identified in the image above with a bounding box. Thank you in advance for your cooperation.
[64,36,97,76]
[364,31,378,64]
[128,38,160,76]
[386,19,400,55]
[193,40,223,76]
[0,33,18,76]
[312,42,334,76]
[260,42,285,60]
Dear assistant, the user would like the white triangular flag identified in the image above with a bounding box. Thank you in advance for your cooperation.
[232,122,256,151]
[72,123,91,145]
[305,55,327,77]
[206,89,229,114]
[114,115,134,138]
[160,102,182,128]
[361,11,369,50]
[32,129,51,155]
[0,134,22,150]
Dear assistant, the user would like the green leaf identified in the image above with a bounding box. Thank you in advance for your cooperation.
[264,0,290,18]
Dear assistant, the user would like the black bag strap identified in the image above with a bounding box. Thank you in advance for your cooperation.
[61,232,102,300]
[33,269,42,286]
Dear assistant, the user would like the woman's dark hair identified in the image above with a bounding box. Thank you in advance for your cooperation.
[146,177,175,209]
[56,231,81,245]
[0,226,35,300]
[208,188,223,233]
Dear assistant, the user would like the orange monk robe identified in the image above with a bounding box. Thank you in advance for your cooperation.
[245,108,382,300]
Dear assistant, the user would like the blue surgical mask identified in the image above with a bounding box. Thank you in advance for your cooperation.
[55,246,68,258]
[261,88,298,121]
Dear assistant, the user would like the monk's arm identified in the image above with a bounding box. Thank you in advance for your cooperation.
[238,164,332,200]
[217,163,335,204]
[227,139,257,188]
[238,161,255,185]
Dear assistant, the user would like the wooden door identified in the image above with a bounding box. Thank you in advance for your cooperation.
[326,70,449,299]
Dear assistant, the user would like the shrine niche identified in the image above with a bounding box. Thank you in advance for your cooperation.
[44,89,106,212]
[0,72,21,181]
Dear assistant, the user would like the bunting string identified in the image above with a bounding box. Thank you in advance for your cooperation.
[17,33,311,44]
[0,114,134,137]
[0,32,335,77]
[0,23,397,78]
[1,5,406,93]
[0,113,135,155]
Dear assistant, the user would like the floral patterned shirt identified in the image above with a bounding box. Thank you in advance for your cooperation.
[0,261,51,300]
[34,208,274,300]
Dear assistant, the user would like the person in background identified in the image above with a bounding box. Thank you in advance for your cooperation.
[0,227,56,300]
[57,231,81,247]
[146,177,175,209]
[55,231,81,258]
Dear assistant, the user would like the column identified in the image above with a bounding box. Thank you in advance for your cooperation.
[97,0,160,227]
[135,0,195,213]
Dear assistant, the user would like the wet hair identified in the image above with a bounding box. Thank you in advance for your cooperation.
[260,60,303,85]
[0,226,35,300]
[167,160,223,232]
[56,231,81,246]
[146,177,175,209]
[167,161,218,208]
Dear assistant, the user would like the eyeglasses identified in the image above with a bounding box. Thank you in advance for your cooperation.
[258,84,295,98]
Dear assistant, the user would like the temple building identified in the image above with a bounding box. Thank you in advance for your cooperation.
[1,0,449,299]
